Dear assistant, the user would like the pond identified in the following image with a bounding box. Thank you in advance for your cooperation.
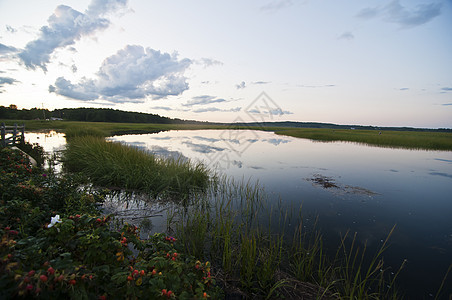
[29,129,452,298]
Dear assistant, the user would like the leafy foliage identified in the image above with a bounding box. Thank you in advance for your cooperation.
[0,147,222,299]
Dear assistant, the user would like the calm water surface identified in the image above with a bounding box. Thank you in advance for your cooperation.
[110,130,452,298]
[29,130,452,298]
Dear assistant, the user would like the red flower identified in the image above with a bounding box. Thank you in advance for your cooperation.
[127,276,133,281]
[28,270,35,277]
[47,267,55,275]
[26,284,34,291]
[69,279,76,285]
[39,275,48,282]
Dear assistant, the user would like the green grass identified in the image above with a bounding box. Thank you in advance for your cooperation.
[2,119,451,150]
[273,128,452,151]
[168,177,406,299]
[63,135,211,197]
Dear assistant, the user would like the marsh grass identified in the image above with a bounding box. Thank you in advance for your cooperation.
[4,119,450,150]
[274,128,452,151]
[64,135,210,196]
[167,177,405,299]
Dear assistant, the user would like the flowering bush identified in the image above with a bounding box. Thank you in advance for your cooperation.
[0,147,222,299]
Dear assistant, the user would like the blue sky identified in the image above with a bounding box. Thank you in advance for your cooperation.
[0,0,451,128]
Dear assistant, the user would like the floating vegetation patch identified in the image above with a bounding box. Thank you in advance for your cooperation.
[307,174,379,196]
[308,174,339,189]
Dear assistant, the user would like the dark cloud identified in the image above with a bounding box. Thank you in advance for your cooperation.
[441,87,452,92]
[261,0,293,12]
[49,45,191,102]
[18,0,127,71]
[357,0,442,28]
[338,31,355,40]
[442,103,452,106]
[192,107,241,113]
[236,81,246,89]
[0,76,19,92]
[183,95,226,107]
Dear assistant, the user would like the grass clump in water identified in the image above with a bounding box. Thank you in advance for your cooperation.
[64,136,210,197]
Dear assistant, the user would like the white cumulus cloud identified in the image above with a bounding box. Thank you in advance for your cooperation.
[49,45,192,102]
[18,0,128,71]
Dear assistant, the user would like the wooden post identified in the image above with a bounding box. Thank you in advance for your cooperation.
[12,123,17,145]
[1,123,5,147]
[20,124,25,144]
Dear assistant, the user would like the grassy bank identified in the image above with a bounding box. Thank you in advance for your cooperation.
[2,119,451,151]
[272,128,452,151]
[64,135,211,197]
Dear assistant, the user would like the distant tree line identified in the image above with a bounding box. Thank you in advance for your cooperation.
[0,105,50,120]
[0,105,195,124]
[52,108,174,123]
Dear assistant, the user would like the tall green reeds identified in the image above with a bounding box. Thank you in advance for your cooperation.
[168,176,406,299]
[64,136,210,196]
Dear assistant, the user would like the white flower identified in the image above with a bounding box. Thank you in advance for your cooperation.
[47,215,62,228]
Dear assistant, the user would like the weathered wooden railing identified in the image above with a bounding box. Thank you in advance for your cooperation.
[1,123,25,147]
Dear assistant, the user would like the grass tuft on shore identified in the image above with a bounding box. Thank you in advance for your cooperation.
[64,135,210,197]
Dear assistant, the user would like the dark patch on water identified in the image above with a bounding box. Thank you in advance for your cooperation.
[434,158,452,163]
[307,174,379,196]
[308,174,339,188]
[429,172,452,179]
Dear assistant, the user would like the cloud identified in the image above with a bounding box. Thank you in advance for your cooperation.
[0,43,18,54]
[399,87,409,91]
[192,107,241,113]
[18,0,127,71]
[248,107,293,116]
[338,31,355,40]
[442,103,452,106]
[0,77,19,92]
[441,87,452,92]
[261,0,293,12]
[357,0,442,28]
[236,81,246,89]
[297,84,335,88]
[252,81,271,85]
[6,25,17,33]
[151,106,174,111]
[183,95,226,107]
[198,58,223,68]
[49,45,192,102]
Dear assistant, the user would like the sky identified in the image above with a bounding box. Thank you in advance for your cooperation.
[0,0,451,128]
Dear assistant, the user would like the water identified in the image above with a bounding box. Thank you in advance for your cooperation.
[31,129,452,298]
